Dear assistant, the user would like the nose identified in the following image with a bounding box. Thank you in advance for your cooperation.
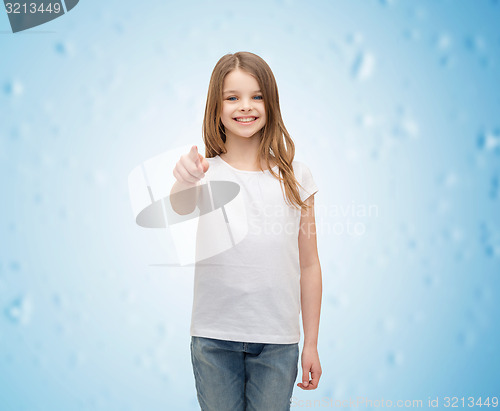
[239,97,253,111]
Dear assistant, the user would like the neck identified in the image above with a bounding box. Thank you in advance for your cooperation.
[221,132,263,169]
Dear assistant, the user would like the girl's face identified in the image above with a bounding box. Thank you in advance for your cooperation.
[220,69,266,141]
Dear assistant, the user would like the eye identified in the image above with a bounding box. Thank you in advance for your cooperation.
[254,95,263,100]
[227,96,237,101]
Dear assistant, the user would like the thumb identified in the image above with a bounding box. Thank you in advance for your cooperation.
[302,368,310,387]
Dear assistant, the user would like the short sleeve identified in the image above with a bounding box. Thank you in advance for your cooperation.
[296,161,318,202]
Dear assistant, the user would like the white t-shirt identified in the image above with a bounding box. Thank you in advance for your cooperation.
[190,154,318,344]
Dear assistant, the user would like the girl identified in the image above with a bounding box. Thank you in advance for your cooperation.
[171,51,322,411]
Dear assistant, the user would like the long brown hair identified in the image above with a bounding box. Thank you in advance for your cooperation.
[202,51,312,211]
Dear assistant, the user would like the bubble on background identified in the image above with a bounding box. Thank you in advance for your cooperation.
[351,51,376,81]
[1,0,499,410]
[3,79,24,97]
[4,294,33,325]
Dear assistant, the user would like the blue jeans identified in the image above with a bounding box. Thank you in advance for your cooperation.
[191,336,299,411]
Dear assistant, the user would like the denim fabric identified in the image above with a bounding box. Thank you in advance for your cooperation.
[191,336,299,411]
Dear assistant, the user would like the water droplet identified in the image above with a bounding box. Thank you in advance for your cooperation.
[52,292,66,308]
[479,222,500,258]
[403,28,421,41]
[113,21,124,34]
[392,117,419,139]
[33,192,44,205]
[345,32,363,45]
[476,129,500,153]
[157,363,171,381]
[55,41,66,54]
[58,207,68,220]
[331,381,347,398]
[3,80,24,97]
[442,226,464,243]
[490,175,499,199]
[68,350,85,368]
[412,6,427,20]
[4,295,32,325]
[423,274,439,287]
[465,35,486,52]
[437,171,459,188]
[88,169,110,188]
[10,123,30,141]
[33,353,48,368]
[381,316,396,332]
[55,39,75,56]
[387,350,404,366]
[356,113,376,128]
[435,32,452,50]
[157,322,170,338]
[439,54,454,68]
[435,198,450,214]
[409,310,425,323]
[457,329,476,348]
[326,293,349,308]
[351,51,375,81]
[55,321,68,335]
[122,289,136,304]
[338,294,350,308]
[408,238,417,249]
[10,261,21,272]
[136,353,152,369]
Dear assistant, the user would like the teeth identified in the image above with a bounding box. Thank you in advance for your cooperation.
[235,117,256,122]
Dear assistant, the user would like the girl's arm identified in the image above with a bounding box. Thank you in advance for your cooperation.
[169,145,208,215]
[169,180,200,215]
[297,194,323,390]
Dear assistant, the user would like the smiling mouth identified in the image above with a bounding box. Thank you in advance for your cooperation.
[233,117,258,123]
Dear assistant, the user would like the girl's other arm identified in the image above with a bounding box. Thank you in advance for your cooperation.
[297,194,323,390]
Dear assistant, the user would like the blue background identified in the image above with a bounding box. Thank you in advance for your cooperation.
[1,0,499,410]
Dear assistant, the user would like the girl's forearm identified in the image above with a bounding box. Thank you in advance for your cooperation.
[300,264,322,348]
[169,180,199,215]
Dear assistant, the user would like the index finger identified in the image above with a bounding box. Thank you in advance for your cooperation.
[188,145,200,164]
[310,370,321,388]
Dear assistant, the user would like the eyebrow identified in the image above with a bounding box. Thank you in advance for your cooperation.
[223,89,262,94]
